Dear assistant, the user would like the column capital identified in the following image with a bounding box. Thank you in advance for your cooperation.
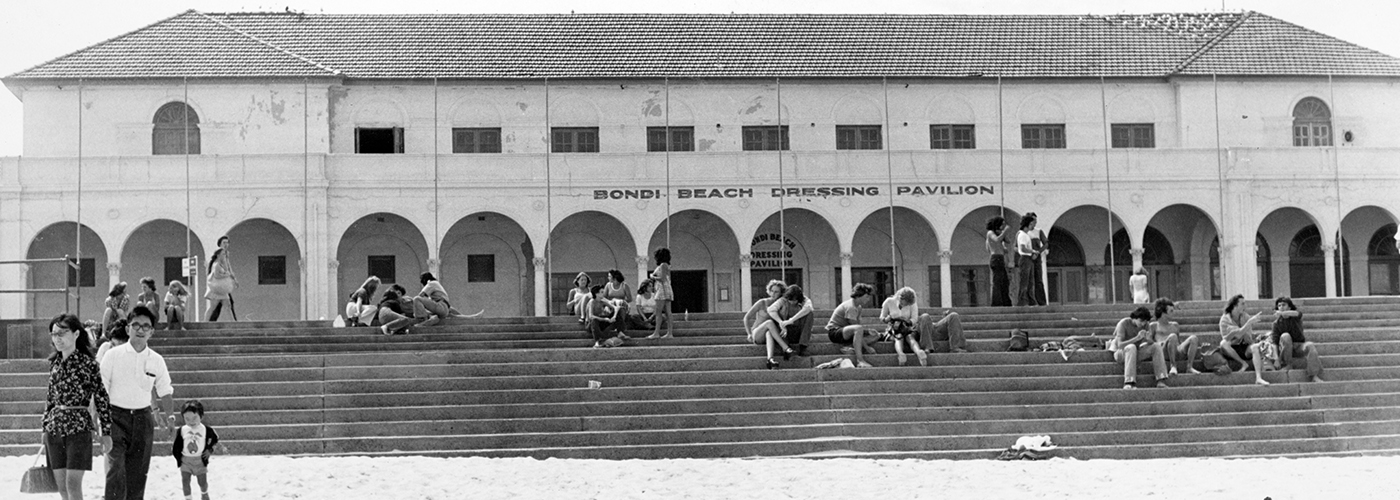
[739,253,752,264]
[1321,244,1338,253]
[328,259,339,270]
[938,250,952,261]
[635,255,651,266]
[427,258,442,267]
[106,262,122,272]
[839,252,853,264]
[533,257,548,267]
[1129,248,1145,257]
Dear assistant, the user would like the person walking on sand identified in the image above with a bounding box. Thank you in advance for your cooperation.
[43,314,113,500]
[172,400,223,500]
[647,247,674,339]
[205,236,238,322]
[100,305,177,500]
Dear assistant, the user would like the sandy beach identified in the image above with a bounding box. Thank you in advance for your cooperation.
[3,454,1394,499]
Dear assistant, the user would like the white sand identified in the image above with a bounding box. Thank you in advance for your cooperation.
[2,454,1393,499]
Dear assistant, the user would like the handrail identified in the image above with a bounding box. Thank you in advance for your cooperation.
[0,254,75,314]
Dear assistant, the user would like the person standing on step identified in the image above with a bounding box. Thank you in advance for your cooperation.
[1149,298,1200,376]
[1270,296,1324,383]
[826,283,876,367]
[205,236,237,322]
[1218,294,1270,385]
[344,276,381,327]
[1130,268,1150,304]
[43,314,112,500]
[164,281,189,331]
[1112,306,1169,389]
[101,305,177,500]
[986,216,1012,307]
[764,284,814,368]
[743,279,786,347]
[881,287,929,366]
[1016,213,1047,306]
[601,269,635,338]
[647,247,674,339]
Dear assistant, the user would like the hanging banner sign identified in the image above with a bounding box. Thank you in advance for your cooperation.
[750,233,796,269]
[592,185,993,200]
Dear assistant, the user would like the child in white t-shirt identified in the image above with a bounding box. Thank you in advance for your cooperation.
[172,400,223,500]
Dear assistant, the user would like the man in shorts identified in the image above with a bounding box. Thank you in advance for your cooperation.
[826,283,876,367]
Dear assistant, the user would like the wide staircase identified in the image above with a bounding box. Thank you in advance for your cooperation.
[3,296,1399,460]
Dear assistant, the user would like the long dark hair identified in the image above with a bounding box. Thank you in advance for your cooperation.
[1019,213,1037,231]
[47,314,92,362]
[209,248,224,272]
[654,247,671,265]
[986,216,1006,232]
[781,285,805,305]
[1224,294,1245,315]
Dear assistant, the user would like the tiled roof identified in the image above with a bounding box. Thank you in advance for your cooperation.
[7,10,1400,81]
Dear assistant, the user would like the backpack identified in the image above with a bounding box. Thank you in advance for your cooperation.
[1008,329,1030,352]
[1196,345,1231,375]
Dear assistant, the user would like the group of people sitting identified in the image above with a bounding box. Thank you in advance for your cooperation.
[101,277,191,333]
[565,248,675,348]
[343,272,482,335]
[744,282,968,369]
[1109,295,1324,389]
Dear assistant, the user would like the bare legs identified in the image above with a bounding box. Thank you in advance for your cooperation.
[1280,333,1325,382]
[50,469,84,500]
[1161,333,1201,375]
[894,335,928,366]
[647,299,673,339]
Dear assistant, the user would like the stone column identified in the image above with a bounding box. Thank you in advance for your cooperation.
[326,259,339,320]
[939,250,953,308]
[1322,244,1338,298]
[533,257,548,317]
[635,255,650,285]
[739,253,753,307]
[107,262,122,288]
[839,252,853,296]
[427,258,441,279]
[1130,248,1144,272]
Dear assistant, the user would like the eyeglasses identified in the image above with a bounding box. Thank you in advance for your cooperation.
[129,323,155,332]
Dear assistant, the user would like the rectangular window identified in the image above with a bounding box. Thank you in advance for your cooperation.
[1293,123,1333,147]
[67,258,95,288]
[164,257,188,286]
[355,127,405,154]
[836,125,882,150]
[258,256,287,285]
[551,127,600,153]
[930,124,976,149]
[1021,124,1066,149]
[467,254,496,283]
[152,128,200,155]
[742,126,789,151]
[366,255,396,285]
[1111,123,1156,148]
[452,128,502,153]
[646,127,695,152]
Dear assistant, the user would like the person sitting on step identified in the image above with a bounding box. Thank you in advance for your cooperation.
[764,285,814,368]
[1270,296,1324,383]
[1113,306,1169,389]
[345,276,380,327]
[915,305,968,354]
[565,272,592,325]
[1217,294,1270,385]
[1149,298,1200,376]
[601,269,634,339]
[376,284,411,335]
[825,283,876,367]
[586,285,625,348]
[880,287,928,366]
[629,279,659,331]
[743,279,786,347]
[102,281,130,338]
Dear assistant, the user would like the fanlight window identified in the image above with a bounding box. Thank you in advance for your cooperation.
[1292,97,1332,147]
[153,102,200,155]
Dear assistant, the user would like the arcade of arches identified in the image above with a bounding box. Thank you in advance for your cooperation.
[23,205,1400,319]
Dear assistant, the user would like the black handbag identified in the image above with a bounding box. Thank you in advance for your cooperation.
[20,444,58,494]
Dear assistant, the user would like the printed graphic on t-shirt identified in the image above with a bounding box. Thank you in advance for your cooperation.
[182,424,207,456]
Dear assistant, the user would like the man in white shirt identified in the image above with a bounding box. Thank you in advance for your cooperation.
[100,305,175,500]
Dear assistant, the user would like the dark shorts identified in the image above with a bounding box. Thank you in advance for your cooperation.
[1231,342,1253,360]
[46,430,93,471]
[827,326,853,345]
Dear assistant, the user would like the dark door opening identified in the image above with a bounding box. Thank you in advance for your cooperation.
[670,270,708,313]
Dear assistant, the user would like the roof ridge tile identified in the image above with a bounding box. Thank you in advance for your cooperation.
[1171,11,1255,74]
[194,11,339,75]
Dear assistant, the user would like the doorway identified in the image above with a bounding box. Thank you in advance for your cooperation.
[671,270,708,313]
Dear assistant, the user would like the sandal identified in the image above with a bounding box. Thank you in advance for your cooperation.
[766,358,780,370]
[782,347,795,361]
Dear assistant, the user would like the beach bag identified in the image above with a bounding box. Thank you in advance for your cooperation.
[20,445,58,494]
[1008,329,1030,352]
[602,336,625,348]
[1196,346,1231,375]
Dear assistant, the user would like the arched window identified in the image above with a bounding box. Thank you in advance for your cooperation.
[153,102,200,155]
[1292,97,1332,147]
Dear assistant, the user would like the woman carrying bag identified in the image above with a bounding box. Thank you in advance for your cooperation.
[37,314,112,499]
[205,236,238,322]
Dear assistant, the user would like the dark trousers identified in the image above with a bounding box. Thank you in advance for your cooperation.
[589,318,621,343]
[208,295,236,321]
[779,313,814,346]
[106,406,155,500]
[990,254,1011,307]
[1016,255,1045,306]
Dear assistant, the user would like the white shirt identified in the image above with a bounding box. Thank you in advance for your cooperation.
[880,296,918,323]
[100,343,173,410]
[1017,231,1033,256]
[181,423,208,457]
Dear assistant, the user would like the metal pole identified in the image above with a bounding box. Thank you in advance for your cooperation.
[1213,74,1229,298]
[882,77,898,286]
[664,77,672,249]
[1100,76,1116,304]
[776,78,786,281]
[544,78,553,315]
[75,79,83,317]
